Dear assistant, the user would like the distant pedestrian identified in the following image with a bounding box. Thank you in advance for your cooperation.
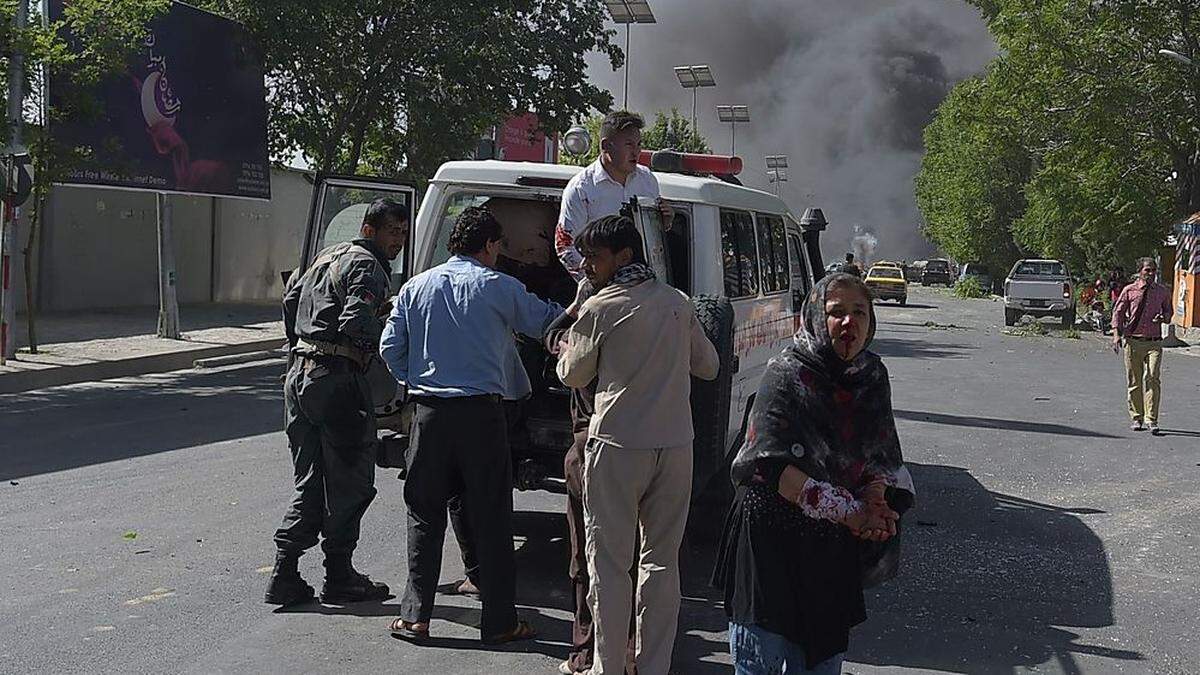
[266,198,407,607]
[380,206,569,643]
[1111,257,1173,435]
[557,214,720,675]
[839,252,861,278]
[713,272,915,675]
[1108,267,1125,305]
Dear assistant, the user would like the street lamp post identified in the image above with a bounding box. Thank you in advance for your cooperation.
[673,65,716,136]
[765,155,788,196]
[716,105,750,156]
[605,1,657,110]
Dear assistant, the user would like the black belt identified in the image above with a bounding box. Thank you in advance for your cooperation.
[411,393,501,405]
[1127,335,1162,342]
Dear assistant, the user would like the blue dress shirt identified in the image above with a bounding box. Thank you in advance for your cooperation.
[380,255,564,398]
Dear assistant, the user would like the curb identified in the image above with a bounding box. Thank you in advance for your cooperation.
[193,348,286,369]
[0,337,285,395]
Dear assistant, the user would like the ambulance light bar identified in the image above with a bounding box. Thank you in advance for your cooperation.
[638,150,742,176]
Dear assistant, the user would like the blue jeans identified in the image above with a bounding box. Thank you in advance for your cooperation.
[728,622,844,674]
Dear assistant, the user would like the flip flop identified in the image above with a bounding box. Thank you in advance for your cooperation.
[481,619,537,645]
[388,618,430,641]
[453,578,481,596]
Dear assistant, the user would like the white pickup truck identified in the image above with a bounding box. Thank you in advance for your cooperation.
[1003,259,1076,327]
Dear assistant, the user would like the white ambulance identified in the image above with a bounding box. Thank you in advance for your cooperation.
[298,152,825,526]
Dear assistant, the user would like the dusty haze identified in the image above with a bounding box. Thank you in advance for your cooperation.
[584,0,996,263]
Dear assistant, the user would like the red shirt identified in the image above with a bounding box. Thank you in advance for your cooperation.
[1111,280,1172,338]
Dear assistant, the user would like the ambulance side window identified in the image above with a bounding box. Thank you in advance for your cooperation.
[756,213,790,294]
[720,209,759,299]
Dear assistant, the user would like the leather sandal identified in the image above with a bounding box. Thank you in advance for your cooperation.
[388,618,429,640]
[481,619,537,645]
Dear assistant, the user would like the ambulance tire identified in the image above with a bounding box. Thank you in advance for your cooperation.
[686,294,736,545]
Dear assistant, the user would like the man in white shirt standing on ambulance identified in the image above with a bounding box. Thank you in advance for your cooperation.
[556,110,672,280]
[553,109,672,675]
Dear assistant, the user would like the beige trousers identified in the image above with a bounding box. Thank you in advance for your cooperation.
[1124,337,1163,423]
[582,440,692,675]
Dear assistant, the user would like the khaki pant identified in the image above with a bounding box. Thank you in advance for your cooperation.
[583,440,692,675]
[1124,337,1163,423]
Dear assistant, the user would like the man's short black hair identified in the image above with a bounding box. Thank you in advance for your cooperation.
[600,110,645,140]
[447,206,504,256]
[363,198,409,230]
[845,252,855,262]
[575,214,645,263]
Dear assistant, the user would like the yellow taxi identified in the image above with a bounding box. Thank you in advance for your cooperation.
[865,265,908,305]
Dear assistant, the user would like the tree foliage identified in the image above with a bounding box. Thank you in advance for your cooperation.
[917,0,1199,278]
[201,0,621,179]
[642,108,711,154]
[1,0,168,351]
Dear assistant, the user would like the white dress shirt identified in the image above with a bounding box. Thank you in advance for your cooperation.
[555,158,660,278]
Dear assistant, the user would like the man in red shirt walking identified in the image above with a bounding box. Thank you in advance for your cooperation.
[1111,257,1174,434]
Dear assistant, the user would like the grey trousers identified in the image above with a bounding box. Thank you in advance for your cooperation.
[274,356,377,559]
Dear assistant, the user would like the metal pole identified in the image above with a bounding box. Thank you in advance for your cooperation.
[156,193,181,339]
[623,23,631,109]
[731,121,736,156]
[0,159,13,364]
[1,0,28,362]
[691,89,697,136]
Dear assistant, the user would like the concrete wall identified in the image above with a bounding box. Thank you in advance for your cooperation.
[12,167,312,314]
[212,169,310,302]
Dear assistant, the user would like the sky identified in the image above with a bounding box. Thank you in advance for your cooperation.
[584,0,997,262]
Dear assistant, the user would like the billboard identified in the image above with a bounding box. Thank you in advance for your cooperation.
[497,113,558,163]
[49,1,270,200]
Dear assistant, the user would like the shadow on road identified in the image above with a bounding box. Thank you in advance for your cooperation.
[1158,427,1200,438]
[872,336,975,360]
[0,361,283,480]
[894,409,1122,439]
[851,462,1142,673]
[266,462,1139,673]
[875,303,939,310]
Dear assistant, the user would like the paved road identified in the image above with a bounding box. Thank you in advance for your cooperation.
[2,286,1198,674]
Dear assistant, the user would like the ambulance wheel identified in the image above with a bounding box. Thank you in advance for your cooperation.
[686,294,736,544]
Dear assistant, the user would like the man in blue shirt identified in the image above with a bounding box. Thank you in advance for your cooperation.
[380,206,567,644]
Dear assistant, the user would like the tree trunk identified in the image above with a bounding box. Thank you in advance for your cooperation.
[21,185,45,354]
[344,112,371,176]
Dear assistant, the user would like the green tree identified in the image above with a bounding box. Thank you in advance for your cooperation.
[916,70,1027,277]
[201,0,621,180]
[1,0,170,351]
[918,0,1199,279]
[642,108,710,154]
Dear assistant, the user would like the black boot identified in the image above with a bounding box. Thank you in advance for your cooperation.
[264,551,314,606]
[320,555,391,604]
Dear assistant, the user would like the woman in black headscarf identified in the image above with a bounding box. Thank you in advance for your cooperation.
[713,273,915,674]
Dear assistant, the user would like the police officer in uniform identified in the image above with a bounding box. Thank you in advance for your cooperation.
[265,198,408,607]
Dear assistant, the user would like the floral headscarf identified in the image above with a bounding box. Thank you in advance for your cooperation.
[731,273,909,495]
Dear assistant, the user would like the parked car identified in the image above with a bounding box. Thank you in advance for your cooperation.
[922,258,953,286]
[295,153,823,529]
[1003,259,1075,327]
[865,265,908,304]
[958,263,993,293]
